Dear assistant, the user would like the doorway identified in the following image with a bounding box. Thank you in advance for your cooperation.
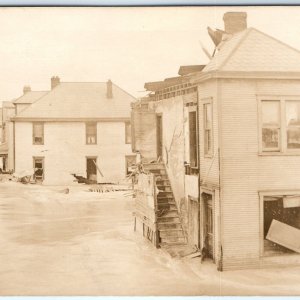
[156,114,163,160]
[188,196,200,248]
[33,157,44,182]
[86,157,97,183]
[202,192,214,258]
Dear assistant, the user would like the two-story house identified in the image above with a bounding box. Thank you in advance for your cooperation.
[132,12,300,270]
[11,77,136,185]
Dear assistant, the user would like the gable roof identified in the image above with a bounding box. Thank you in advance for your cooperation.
[13,82,136,120]
[203,28,300,73]
[13,91,48,104]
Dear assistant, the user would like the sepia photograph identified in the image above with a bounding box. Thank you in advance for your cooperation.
[0,5,300,296]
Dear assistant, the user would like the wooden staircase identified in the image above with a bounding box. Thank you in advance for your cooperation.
[143,162,187,247]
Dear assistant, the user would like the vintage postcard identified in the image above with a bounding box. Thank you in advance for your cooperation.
[0,5,300,296]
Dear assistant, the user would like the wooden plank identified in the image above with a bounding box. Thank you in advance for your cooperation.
[283,196,300,208]
[266,219,300,253]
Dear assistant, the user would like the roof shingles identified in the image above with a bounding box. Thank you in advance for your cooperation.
[203,28,300,73]
[14,82,136,120]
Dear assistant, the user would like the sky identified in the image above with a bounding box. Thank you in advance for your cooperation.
[1,6,300,104]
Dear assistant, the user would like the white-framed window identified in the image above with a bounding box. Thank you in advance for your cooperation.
[203,101,213,156]
[86,122,97,145]
[32,122,44,145]
[261,100,281,151]
[286,101,300,150]
[259,97,300,154]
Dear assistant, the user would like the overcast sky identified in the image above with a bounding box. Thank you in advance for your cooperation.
[1,6,300,104]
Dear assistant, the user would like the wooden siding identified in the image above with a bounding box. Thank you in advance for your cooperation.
[219,78,300,270]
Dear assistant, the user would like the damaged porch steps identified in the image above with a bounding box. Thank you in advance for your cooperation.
[143,162,187,246]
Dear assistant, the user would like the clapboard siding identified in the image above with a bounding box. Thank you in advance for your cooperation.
[220,78,300,269]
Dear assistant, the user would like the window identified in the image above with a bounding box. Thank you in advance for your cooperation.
[125,155,136,175]
[259,98,300,153]
[33,122,44,145]
[261,101,280,151]
[204,103,212,155]
[125,122,131,144]
[262,195,300,256]
[189,111,198,168]
[86,123,97,144]
[286,101,300,149]
[33,157,44,182]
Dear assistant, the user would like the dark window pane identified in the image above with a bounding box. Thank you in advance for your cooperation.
[287,127,300,149]
[262,128,279,149]
[189,111,198,167]
[205,130,211,154]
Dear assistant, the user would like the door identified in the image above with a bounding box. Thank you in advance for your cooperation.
[86,157,97,183]
[33,157,44,182]
[203,193,213,258]
[188,196,200,248]
[156,115,163,159]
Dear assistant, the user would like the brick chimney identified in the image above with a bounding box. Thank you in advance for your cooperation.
[51,76,60,89]
[223,12,247,34]
[23,85,31,94]
[106,79,113,99]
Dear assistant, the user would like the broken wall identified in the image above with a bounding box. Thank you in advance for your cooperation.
[155,96,188,232]
[131,104,157,160]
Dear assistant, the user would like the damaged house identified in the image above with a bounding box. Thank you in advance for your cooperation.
[10,76,136,185]
[132,12,300,270]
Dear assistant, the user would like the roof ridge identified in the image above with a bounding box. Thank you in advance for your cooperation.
[218,28,253,71]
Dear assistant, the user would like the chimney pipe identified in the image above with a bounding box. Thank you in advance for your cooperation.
[23,85,31,94]
[106,79,113,99]
[223,12,247,34]
[51,76,60,89]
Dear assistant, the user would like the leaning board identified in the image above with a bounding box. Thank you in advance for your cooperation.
[267,219,300,253]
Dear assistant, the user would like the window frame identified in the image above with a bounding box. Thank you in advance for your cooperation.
[259,189,300,257]
[85,122,97,145]
[33,156,44,182]
[125,121,132,144]
[32,122,44,145]
[286,100,300,151]
[258,96,300,155]
[202,98,213,158]
[260,100,281,152]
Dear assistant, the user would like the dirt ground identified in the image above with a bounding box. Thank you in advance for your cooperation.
[0,181,300,296]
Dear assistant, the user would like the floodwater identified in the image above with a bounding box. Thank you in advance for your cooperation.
[0,181,300,296]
